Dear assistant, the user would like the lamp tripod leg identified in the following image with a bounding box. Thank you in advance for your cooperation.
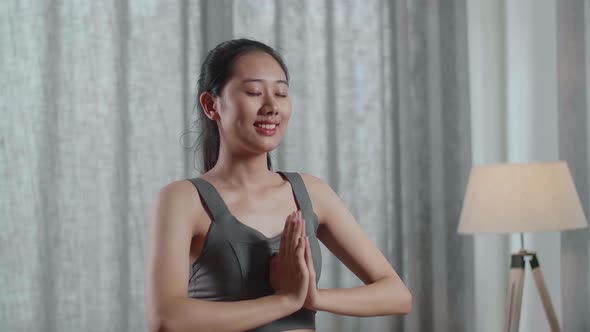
[529,254,561,332]
[505,254,525,332]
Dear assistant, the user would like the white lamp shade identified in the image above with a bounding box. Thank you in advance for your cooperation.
[458,161,588,234]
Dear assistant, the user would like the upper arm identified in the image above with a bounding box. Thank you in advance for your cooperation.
[300,173,401,285]
[144,180,203,326]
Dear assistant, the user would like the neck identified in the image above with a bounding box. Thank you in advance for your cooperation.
[207,144,275,188]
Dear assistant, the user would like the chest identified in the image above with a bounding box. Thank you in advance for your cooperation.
[222,184,299,239]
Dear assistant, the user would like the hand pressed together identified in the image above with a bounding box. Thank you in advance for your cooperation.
[269,210,320,311]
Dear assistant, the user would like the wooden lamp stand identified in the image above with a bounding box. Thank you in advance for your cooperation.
[504,248,560,332]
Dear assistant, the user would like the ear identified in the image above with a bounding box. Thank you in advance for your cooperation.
[199,92,220,121]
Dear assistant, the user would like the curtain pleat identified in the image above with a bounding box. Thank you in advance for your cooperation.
[557,1,590,331]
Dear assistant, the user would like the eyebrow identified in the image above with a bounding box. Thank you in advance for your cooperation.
[240,78,289,86]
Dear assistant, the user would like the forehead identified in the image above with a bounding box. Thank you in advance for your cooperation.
[230,51,287,82]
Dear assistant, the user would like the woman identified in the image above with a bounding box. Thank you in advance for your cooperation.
[145,38,412,332]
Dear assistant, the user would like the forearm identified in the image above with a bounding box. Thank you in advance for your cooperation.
[316,277,412,317]
[157,294,298,332]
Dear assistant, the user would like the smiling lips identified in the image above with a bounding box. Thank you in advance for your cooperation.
[254,122,279,135]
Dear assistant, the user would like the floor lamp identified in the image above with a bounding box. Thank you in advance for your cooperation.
[457,161,588,332]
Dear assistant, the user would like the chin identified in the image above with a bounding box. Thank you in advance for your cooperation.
[259,142,281,153]
[257,137,282,149]
[262,145,279,153]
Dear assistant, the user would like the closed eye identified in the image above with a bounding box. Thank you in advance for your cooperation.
[246,92,261,96]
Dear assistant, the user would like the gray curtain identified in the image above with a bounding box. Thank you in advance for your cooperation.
[557,0,590,331]
[0,1,473,331]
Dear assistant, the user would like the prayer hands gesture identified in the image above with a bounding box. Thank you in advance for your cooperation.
[270,210,320,311]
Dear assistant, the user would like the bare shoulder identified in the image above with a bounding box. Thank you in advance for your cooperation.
[151,179,207,236]
[298,172,335,226]
[299,172,331,193]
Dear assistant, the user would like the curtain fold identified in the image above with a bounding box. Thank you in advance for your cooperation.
[1,1,474,331]
[557,1,590,331]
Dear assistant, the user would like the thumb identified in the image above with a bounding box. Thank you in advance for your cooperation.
[304,236,314,272]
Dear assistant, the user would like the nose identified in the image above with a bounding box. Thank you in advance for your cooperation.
[264,105,279,116]
[261,94,279,115]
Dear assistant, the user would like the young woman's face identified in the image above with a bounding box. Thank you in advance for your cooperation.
[215,51,292,156]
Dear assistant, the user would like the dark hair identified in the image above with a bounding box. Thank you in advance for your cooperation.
[192,38,290,173]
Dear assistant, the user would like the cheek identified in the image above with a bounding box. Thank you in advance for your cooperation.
[221,96,257,124]
[235,95,257,108]
[282,101,292,121]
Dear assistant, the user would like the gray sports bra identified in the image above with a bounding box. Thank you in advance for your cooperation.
[186,171,322,332]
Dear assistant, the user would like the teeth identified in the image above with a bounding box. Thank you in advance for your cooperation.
[255,123,277,129]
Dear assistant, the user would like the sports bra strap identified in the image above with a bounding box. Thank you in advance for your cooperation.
[189,172,314,220]
[276,171,314,213]
[187,178,230,220]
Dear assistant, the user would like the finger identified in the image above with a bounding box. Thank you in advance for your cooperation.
[290,215,300,252]
[280,212,294,259]
[296,237,308,274]
[279,213,290,258]
[300,212,306,239]
[284,213,291,256]
[305,236,311,263]
[305,236,316,286]
[287,211,298,256]
[297,212,305,253]
[305,236,315,272]
[295,236,303,262]
[299,213,306,249]
[297,234,306,258]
